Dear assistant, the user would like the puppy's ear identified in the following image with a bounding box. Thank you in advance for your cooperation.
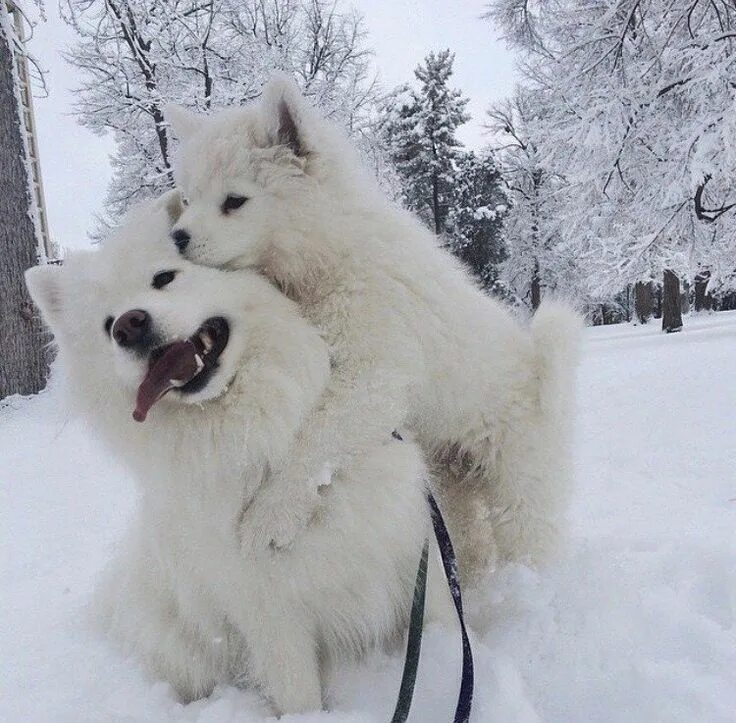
[25,263,64,331]
[165,104,201,141]
[261,75,308,157]
[155,188,184,225]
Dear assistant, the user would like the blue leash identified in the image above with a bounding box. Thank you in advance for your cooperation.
[390,431,474,722]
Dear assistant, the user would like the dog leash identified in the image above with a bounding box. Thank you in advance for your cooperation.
[391,537,429,723]
[390,434,474,723]
[427,492,474,723]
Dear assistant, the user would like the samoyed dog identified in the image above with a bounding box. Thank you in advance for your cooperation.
[166,78,581,573]
[25,195,445,715]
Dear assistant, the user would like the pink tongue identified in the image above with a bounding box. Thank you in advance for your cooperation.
[133,339,201,422]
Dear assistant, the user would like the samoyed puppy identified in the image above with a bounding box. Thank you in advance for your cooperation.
[166,78,581,572]
[25,194,443,715]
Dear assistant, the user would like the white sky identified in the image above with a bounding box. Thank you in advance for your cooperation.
[27,0,515,252]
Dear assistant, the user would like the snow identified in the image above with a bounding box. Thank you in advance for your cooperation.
[2,313,735,722]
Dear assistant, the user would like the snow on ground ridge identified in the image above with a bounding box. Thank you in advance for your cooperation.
[2,313,735,722]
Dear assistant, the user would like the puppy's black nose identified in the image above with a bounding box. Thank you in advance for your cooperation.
[112,309,151,348]
[171,228,191,252]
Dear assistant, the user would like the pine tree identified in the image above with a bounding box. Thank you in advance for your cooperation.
[445,149,508,291]
[382,50,470,235]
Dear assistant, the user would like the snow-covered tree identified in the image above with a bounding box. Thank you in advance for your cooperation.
[445,148,508,291]
[63,0,376,227]
[486,90,574,309]
[487,0,736,328]
[381,50,470,234]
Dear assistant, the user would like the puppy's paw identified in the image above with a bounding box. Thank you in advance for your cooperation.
[240,480,321,552]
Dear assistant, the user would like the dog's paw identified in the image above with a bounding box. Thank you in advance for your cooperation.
[240,481,321,552]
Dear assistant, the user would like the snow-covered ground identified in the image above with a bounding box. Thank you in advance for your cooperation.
[2,313,735,722]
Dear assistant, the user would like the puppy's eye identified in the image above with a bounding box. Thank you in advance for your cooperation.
[181,197,189,207]
[152,270,177,289]
[221,194,248,214]
[104,316,114,336]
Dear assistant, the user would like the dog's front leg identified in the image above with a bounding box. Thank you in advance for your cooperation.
[94,531,225,703]
[237,607,323,715]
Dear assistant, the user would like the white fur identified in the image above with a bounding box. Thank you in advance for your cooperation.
[168,78,582,573]
[25,200,444,715]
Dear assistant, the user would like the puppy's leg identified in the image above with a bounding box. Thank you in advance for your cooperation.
[240,305,424,552]
[443,381,573,567]
[429,450,499,586]
[484,419,571,565]
[240,367,411,551]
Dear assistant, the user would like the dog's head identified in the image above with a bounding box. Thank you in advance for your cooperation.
[166,76,366,270]
[25,193,267,422]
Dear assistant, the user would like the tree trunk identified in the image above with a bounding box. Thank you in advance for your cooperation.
[634,281,654,324]
[717,291,736,311]
[530,260,541,310]
[432,171,441,235]
[694,271,712,312]
[680,279,690,315]
[0,13,50,398]
[662,269,683,333]
[530,194,541,310]
[152,105,173,184]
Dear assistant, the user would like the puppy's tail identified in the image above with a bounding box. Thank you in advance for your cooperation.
[530,300,582,417]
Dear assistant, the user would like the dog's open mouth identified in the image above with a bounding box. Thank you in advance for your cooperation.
[133,317,230,422]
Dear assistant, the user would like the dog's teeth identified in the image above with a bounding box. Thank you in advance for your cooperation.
[200,331,214,352]
[194,354,204,372]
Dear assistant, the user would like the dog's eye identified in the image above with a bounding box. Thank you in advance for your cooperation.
[104,316,114,336]
[152,270,177,289]
[221,194,248,214]
[181,197,189,207]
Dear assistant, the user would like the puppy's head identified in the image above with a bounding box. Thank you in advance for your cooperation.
[166,76,361,270]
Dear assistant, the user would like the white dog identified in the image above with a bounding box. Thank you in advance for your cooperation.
[167,79,581,573]
[25,197,445,715]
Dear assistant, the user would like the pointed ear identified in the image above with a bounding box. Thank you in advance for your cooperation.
[25,263,65,331]
[261,75,308,156]
[154,188,184,225]
[165,104,202,141]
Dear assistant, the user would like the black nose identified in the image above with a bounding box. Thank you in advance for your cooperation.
[171,228,190,252]
[112,309,151,348]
